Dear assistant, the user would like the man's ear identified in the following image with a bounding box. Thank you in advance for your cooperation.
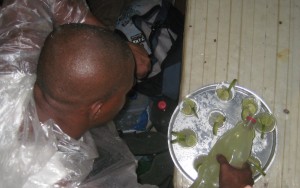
[89,101,103,120]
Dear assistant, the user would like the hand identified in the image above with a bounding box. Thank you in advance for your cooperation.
[127,42,151,79]
[217,154,254,188]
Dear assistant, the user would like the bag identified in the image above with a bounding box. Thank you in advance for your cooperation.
[115,0,184,101]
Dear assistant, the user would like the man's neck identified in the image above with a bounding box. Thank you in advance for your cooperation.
[33,84,89,139]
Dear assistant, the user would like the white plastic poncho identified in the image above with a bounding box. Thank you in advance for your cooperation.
[0,72,98,188]
[0,0,91,74]
[0,1,97,187]
[0,72,154,188]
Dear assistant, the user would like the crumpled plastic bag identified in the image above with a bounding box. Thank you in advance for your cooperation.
[0,1,96,186]
[0,72,98,188]
[0,0,90,74]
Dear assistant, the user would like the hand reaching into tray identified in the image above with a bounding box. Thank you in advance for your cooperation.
[217,154,254,188]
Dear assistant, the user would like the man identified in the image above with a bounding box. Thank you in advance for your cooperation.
[0,0,253,187]
[34,24,134,140]
[1,22,153,187]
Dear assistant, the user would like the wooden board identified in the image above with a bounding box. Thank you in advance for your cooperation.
[176,0,300,187]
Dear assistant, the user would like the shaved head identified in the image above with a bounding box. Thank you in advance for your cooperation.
[36,23,134,106]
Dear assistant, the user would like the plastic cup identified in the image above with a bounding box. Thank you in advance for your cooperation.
[180,98,199,118]
[241,96,261,120]
[254,112,276,133]
[215,82,236,102]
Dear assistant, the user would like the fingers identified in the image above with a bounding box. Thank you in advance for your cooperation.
[248,177,255,186]
[242,161,251,169]
[216,154,228,165]
[217,154,254,188]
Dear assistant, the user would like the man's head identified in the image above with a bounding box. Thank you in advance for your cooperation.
[35,23,135,138]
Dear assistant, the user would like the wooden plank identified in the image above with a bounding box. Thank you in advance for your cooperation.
[177,0,300,187]
[215,0,231,82]
[180,0,208,97]
[238,0,255,88]
[254,0,279,187]
[202,0,219,84]
[227,0,243,81]
[249,0,268,95]
[260,0,279,110]
[282,0,300,186]
[294,0,300,184]
[273,0,291,187]
[180,0,196,98]
[189,0,208,92]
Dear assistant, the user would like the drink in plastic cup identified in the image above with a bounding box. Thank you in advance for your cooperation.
[208,110,226,135]
[241,97,261,121]
[180,98,199,118]
[215,82,236,102]
[254,112,276,133]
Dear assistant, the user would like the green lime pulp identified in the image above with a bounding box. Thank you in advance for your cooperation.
[171,129,197,147]
[216,88,230,101]
[181,98,198,118]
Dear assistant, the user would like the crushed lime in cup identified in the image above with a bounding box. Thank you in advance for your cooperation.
[180,98,199,118]
[254,112,276,139]
[213,114,226,135]
[216,79,237,101]
[171,129,197,147]
[241,97,259,120]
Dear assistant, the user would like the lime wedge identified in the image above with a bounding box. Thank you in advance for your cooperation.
[186,134,197,147]
[181,98,198,118]
[241,97,258,120]
[213,114,226,135]
[184,98,196,108]
[241,108,251,120]
[171,129,197,147]
[242,98,258,111]
[181,105,193,115]
[247,103,257,114]
[242,98,254,107]
[216,79,237,101]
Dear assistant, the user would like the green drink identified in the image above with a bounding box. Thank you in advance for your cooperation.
[180,98,199,118]
[191,117,256,188]
[241,97,259,120]
[254,112,276,139]
[171,129,197,147]
[216,79,237,101]
[208,111,226,136]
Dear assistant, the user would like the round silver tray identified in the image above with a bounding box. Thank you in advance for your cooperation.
[167,83,277,182]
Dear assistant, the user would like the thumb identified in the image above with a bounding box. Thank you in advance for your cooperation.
[216,154,229,165]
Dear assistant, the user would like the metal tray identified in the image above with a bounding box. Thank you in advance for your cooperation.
[167,83,277,182]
